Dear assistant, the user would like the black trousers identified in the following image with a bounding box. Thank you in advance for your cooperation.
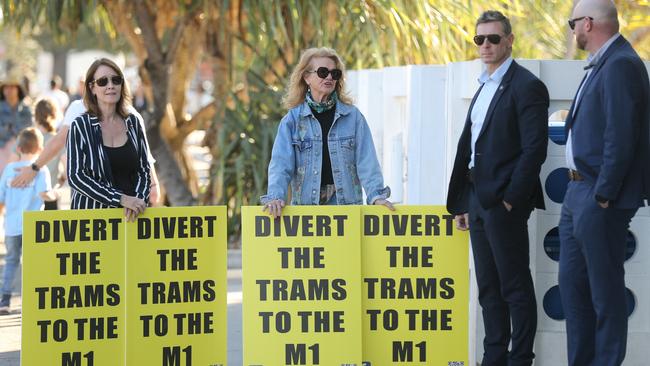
[468,185,537,366]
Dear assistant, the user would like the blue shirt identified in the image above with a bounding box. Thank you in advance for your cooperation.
[0,161,51,236]
[469,57,514,168]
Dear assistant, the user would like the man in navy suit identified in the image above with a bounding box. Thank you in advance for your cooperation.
[560,1,650,365]
[446,10,549,366]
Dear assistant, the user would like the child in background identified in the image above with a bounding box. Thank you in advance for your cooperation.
[33,98,63,210]
[0,127,57,314]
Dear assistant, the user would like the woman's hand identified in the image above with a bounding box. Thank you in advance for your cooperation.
[120,195,147,222]
[263,199,285,219]
[373,198,395,211]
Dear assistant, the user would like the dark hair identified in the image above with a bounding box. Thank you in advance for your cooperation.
[476,10,512,35]
[50,75,62,89]
[0,83,26,101]
[83,58,131,119]
[34,98,58,133]
[17,127,43,154]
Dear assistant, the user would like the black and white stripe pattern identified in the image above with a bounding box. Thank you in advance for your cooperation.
[66,112,151,209]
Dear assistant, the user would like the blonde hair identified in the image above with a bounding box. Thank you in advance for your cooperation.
[283,47,353,109]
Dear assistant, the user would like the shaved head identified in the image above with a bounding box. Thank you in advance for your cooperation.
[574,0,619,31]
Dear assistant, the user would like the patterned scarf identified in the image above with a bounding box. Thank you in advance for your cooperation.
[306,90,338,113]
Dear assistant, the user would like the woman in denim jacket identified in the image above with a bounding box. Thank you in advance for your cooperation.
[262,47,392,217]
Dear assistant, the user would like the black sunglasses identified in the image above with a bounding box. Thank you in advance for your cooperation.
[91,75,123,87]
[473,34,503,46]
[568,16,593,30]
[309,67,343,80]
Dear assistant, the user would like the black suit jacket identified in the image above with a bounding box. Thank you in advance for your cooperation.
[447,60,549,215]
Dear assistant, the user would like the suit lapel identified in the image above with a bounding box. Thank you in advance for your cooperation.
[565,73,587,134]
[459,84,485,158]
[477,61,517,139]
[567,36,628,131]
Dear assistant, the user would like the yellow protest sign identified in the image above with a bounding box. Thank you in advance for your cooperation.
[126,206,227,366]
[361,206,469,365]
[22,206,228,366]
[22,209,126,366]
[242,206,363,366]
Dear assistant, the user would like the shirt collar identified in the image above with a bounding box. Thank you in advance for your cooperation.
[478,57,513,85]
[586,33,620,68]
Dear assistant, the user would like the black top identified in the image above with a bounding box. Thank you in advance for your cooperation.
[311,107,335,186]
[104,139,140,197]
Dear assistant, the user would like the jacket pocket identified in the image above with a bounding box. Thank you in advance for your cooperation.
[292,139,313,172]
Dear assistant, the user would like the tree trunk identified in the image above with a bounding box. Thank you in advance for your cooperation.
[52,47,67,86]
[144,55,197,206]
[100,0,198,206]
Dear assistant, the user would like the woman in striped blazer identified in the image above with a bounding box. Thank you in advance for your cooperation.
[67,58,151,221]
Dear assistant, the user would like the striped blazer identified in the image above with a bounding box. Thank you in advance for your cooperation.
[67,112,151,209]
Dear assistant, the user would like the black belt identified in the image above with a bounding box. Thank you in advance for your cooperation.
[568,169,584,181]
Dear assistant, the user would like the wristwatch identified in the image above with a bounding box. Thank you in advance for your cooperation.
[31,163,40,172]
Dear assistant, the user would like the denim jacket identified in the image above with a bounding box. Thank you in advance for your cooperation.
[261,100,390,205]
[0,101,32,148]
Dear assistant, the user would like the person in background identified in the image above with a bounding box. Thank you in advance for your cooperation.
[262,47,393,217]
[66,58,151,220]
[446,10,549,366]
[69,77,85,102]
[41,75,70,112]
[0,76,32,175]
[33,98,64,210]
[560,1,650,364]
[0,127,58,314]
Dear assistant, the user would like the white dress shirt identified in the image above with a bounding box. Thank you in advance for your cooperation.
[469,57,514,168]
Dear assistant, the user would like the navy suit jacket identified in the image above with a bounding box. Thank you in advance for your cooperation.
[565,36,650,209]
[447,60,549,215]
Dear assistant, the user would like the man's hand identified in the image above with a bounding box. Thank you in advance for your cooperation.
[263,199,285,219]
[373,198,395,211]
[11,165,38,187]
[503,200,512,212]
[455,213,470,231]
[598,201,609,209]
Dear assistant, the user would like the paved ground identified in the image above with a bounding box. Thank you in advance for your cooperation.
[0,215,244,366]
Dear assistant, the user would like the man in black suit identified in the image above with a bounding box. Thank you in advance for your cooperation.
[560,1,650,365]
[446,10,549,366]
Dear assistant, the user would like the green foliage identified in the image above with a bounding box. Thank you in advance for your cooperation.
[209,0,650,241]
[214,78,283,238]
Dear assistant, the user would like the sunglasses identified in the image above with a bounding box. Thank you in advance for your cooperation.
[308,67,343,80]
[473,34,503,46]
[91,75,123,87]
[568,16,593,30]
